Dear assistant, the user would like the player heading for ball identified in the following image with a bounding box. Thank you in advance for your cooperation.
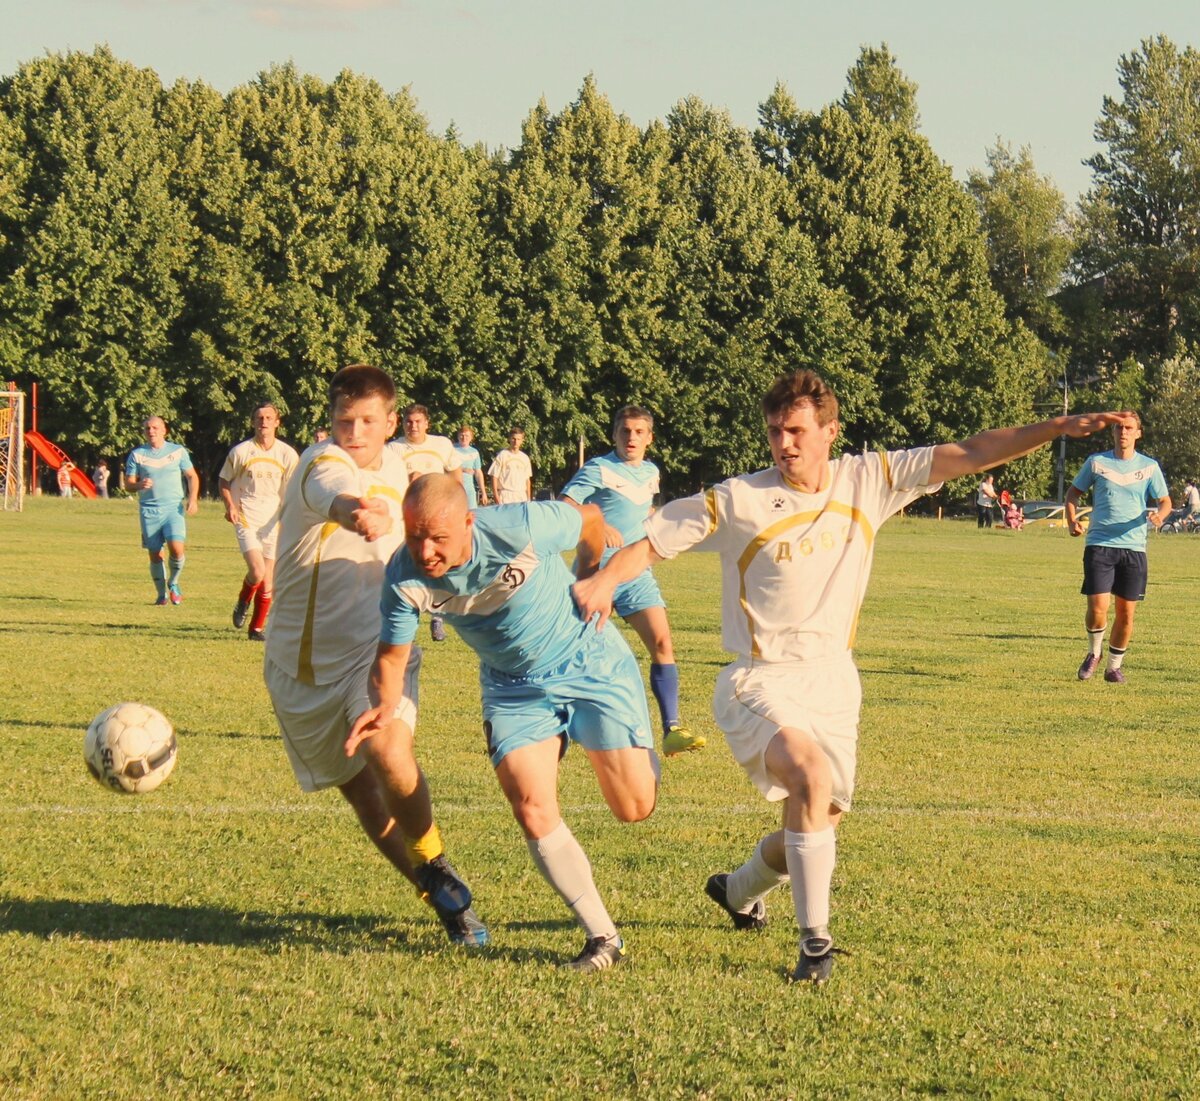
[575,369,1132,985]
[348,474,660,972]
[219,402,299,641]
[562,405,701,757]
[265,365,487,947]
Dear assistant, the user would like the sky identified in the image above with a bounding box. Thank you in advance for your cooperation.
[3,0,1199,202]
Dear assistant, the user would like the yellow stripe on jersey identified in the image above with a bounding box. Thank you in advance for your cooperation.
[735,502,876,658]
[705,487,719,535]
[241,456,288,473]
[878,449,893,489]
[300,453,357,511]
[367,483,406,509]
[297,521,341,685]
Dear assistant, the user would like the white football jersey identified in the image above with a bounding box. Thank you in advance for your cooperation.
[645,448,941,662]
[489,449,533,502]
[267,441,410,685]
[388,435,462,478]
[219,438,299,529]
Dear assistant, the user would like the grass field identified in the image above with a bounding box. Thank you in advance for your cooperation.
[2,497,1198,1099]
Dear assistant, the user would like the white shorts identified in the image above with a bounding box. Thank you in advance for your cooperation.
[713,655,862,811]
[264,648,422,792]
[235,515,280,558]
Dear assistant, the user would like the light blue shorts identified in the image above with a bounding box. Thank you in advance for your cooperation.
[480,626,654,766]
[140,505,187,552]
[612,566,665,619]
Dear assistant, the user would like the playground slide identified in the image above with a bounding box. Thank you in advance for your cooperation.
[26,430,98,498]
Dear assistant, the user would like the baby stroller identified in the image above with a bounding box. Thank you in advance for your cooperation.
[1000,490,1023,530]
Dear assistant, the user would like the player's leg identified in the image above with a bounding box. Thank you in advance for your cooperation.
[584,745,658,822]
[247,550,274,641]
[1077,547,1114,680]
[165,517,187,604]
[1104,551,1146,683]
[494,735,623,969]
[626,604,703,756]
[147,549,168,604]
[233,542,265,629]
[141,512,169,603]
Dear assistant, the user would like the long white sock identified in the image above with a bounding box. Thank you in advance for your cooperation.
[527,820,617,941]
[1107,645,1127,671]
[1087,627,1105,658]
[784,827,837,938]
[725,838,789,912]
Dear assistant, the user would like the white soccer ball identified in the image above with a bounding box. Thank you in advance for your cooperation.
[84,702,178,794]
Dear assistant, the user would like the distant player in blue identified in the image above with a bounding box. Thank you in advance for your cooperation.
[453,425,488,508]
[347,474,660,972]
[561,406,702,757]
[1066,413,1171,684]
[124,416,200,605]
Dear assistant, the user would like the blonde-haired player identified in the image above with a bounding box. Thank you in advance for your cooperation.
[575,370,1131,984]
[264,364,486,947]
[219,403,299,641]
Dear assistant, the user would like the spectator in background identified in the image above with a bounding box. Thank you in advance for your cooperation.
[92,460,110,498]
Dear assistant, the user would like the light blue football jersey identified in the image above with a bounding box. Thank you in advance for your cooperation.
[381,502,597,675]
[124,443,194,508]
[454,443,483,507]
[1073,450,1168,550]
[561,452,659,545]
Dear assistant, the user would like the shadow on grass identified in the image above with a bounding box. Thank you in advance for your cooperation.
[0,897,576,963]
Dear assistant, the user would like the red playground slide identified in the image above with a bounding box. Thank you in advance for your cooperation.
[26,430,98,498]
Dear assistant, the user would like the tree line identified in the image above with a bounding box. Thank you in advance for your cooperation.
[1,39,1197,498]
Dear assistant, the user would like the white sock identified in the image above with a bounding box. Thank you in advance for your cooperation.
[725,838,789,912]
[1087,628,1105,658]
[527,820,617,941]
[783,827,837,938]
[1107,645,1126,671]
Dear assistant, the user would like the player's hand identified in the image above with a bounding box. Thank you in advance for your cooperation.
[185,499,199,516]
[223,504,238,524]
[1062,411,1136,438]
[345,707,388,756]
[1068,519,1084,538]
[139,477,154,491]
[571,575,614,631]
[603,524,624,549]
[353,496,394,542]
[1148,510,1165,530]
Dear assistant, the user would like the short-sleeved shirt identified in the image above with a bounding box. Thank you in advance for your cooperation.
[1183,485,1199,513]
[381,502,593,676]
[561,452,660,544]
[266,441,410,685]
[645,449,941,663]
[1072,450,1168,550]
[454,444,484,506]
[218,437,300,529]
[124,443,194,509]
[389,435,462,479]
[489,449,533,503]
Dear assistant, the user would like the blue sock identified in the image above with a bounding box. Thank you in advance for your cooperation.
[168,555,185,589]
[149,560,166,598]
[649,663,680,732]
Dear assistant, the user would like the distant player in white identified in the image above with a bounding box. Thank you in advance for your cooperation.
[264,364,487,948]
[575,369,1131,984]
[389,404,463,642]
[219,403,299,641]
[489,427,533,503]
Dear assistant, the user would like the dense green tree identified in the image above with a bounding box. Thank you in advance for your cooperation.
[1144,352,1200,484]
[1074,36,1200,361]
[0,48,191,455]
[841,43,920,130]
[968,142,1074,343]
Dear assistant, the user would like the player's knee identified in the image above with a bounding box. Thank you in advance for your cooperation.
[611,786,656,823]
[508,796,558,838]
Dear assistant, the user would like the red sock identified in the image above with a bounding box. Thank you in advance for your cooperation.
[250,590,272,632]
[239,580,262,605]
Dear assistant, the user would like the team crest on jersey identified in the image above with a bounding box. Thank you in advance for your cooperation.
[500,564,526,590]
[771,496,786,511]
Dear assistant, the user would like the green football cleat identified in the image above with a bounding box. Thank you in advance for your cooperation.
[663,724,705,757]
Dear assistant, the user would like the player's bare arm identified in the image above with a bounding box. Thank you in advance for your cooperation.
[345,641,413,756]
[184,467,201,515]
[1065,484,1087,537]
[572,537,663,629]
[1148,495,1173,529]
[560,500,606,578]
[328,493,393,542]
[603,523,624,548]
[218,477,239,524]
[929,412,1135,483]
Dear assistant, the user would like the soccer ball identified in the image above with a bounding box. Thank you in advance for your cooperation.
[84,702,178,794]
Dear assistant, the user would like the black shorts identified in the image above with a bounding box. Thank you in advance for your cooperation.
[1081,545,1148,601]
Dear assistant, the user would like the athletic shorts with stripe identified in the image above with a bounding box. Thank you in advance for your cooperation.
[264,646,422,792]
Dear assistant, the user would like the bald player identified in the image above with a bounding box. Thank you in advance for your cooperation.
[348,475,660,972]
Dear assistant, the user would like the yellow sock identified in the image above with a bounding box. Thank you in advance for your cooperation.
[406,823,444,872]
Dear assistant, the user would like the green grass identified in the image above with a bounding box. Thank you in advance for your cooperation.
[2,498,1198,1098]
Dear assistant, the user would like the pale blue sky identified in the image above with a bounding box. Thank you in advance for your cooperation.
[4,0,1198,201]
